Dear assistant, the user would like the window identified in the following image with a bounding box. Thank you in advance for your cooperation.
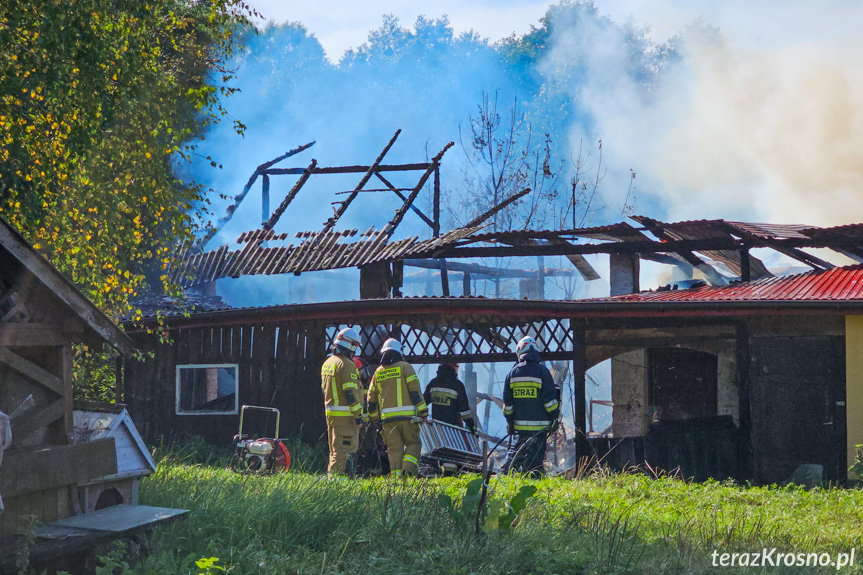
[175,364,239,415]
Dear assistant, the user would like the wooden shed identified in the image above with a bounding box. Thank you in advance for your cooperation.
[72,403,156,513]
[0,216,136,539]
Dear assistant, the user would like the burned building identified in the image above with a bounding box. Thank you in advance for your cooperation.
[122,137,863,485]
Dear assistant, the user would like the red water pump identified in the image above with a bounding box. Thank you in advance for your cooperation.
[230,405,291,474]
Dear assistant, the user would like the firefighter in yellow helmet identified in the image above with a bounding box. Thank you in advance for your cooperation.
[321,328,365,477]
[367,338,428,477]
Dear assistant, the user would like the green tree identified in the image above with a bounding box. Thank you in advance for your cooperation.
[0,0,253,321]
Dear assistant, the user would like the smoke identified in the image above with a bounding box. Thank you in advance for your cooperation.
[188,1,863,308]
[556,0,863,226]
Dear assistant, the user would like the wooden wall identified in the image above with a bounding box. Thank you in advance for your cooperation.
[124,322,327,445]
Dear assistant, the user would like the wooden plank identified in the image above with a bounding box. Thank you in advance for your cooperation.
[0,347,63,395]
[0,323,69,347]
[0,219,135,356]
[9,398,64,444]
[62,345,73,443]
[0,505,188,571]
[51,504,188,533]
[0,438,117,499]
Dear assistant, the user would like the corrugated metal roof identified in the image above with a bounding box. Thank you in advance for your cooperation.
[172,225,481,288]
[592,265,863,303]
[631,216,773,279]
[726,221,816,240]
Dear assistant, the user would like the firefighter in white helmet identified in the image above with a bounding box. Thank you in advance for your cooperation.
[502,335,560,478]
[321,328,365,477]
[367,338,428,477]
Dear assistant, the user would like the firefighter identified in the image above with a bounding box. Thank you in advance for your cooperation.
[367,338,428,477]
[321,328,365,477]
[502,336,560,478]
[423,363,476,432]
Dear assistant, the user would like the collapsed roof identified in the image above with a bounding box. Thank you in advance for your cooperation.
[171,134,863,291]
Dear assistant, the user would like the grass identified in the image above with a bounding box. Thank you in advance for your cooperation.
[107,443,863,574]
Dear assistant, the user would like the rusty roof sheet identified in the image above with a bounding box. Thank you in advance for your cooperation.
[631,216,772,279]
[725,221,817,240]
[172,225,481,288]
[591,265,863,303]
[464,222,652,244]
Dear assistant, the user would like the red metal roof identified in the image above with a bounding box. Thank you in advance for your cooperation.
[594,265,863,303]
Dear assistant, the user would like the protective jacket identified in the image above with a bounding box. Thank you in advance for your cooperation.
[321,352,363,425]
[503,349,559,432]
[423,365,475,431]
[368,358,428,423]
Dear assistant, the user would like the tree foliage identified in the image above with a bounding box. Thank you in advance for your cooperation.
[0,0,253,321]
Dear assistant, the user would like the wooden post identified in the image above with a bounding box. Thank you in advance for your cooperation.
[360,262,390,299]
[391,261,404,298]
[463,272,471,297]
[433,166,440,238]
[432,167,450,296]
[62,344,73,444]
[735,322,753,480]
[261,174,270,226]
[740,246,751,282]
[572,323,588,459]
[115,353,123,404]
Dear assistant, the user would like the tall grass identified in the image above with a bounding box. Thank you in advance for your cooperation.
[112,447,863,574]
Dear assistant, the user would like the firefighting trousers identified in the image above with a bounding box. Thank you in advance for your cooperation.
[503,430,548,478]
[327,423,359,477]
[381,420,421,476]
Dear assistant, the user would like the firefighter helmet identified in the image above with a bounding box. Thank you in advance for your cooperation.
[334,328,361,353]
[515,336,539,355]
[380,338,402,354]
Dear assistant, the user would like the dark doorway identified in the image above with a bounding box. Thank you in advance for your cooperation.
[750,336,846,484]
[95,487,124,510]
[649,348,718,421]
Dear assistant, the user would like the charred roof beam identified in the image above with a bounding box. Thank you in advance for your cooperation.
[196,141,315,251]
[722,222,835,271]
[383,141,454,236]
[262,159,318,231]
[264,163,431,176]
[322,129,401,233]
[375,172,435,229]
[634,217,728,285]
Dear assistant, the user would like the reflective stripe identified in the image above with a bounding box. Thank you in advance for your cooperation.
[392,469,403,476]
[343,382,358,390]
[403,454,418,465]
[460,410,472,417]
[515,419,550,428]
[381,408,416,419]
[510,376,542,387]
[326,405,355,416]
[397,375,403,407]
[514,423,548,431]
[406,375,419,383]
[430,387,458,398]
[382,406,416,414]
[503,405,513,415]
[544,399,560,411]
[350,403,363,414]
[415,401,428,411]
